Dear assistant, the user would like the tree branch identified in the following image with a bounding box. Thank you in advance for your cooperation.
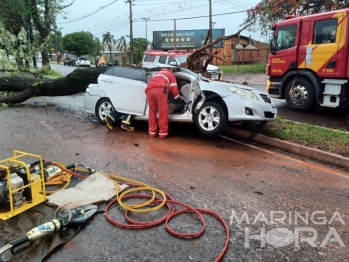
[0,87,36,104]
[191,20,256,59]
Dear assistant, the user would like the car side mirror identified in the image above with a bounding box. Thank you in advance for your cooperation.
[170,62,177,66]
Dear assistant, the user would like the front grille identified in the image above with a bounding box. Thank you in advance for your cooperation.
[264,112,275,118]
[260,94,271,103]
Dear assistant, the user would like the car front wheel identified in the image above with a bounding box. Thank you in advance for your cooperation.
[96,98,115,123]
[194,101,227,136]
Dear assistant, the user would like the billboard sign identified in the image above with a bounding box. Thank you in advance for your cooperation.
[153,29,225,50]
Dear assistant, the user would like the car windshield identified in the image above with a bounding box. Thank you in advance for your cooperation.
[176,56,187,64]
[80,58,87,61]
[176,67,198,77]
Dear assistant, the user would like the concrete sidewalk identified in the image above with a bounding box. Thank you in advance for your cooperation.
[226,127,349,170]
[222,73,268,87]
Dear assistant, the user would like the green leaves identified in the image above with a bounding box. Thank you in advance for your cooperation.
[62,31,96,57]
[0,23,45,73]
[243,0,349,36]
[133,38,148,64]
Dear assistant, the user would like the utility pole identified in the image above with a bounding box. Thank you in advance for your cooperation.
[127,0,134,65]
[142,18,150,51]
[209,0,212,55]
[174,19,177,50]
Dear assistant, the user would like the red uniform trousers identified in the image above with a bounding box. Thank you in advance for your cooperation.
[146,87,169,138]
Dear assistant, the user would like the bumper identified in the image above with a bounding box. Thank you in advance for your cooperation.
[83,93,101,115]
[223,94,277,122]
[266,79,282,98]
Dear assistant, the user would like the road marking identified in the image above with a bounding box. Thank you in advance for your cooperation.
[219,134,349,180]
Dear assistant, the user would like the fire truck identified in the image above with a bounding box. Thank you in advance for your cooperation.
[266,9,349,111]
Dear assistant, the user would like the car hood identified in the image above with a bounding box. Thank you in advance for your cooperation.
[206,64,219,70]
[199,80,263,97]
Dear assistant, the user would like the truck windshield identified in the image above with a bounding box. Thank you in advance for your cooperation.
[276,24,297,52]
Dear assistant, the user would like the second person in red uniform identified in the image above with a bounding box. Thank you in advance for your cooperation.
[145,68,179,138]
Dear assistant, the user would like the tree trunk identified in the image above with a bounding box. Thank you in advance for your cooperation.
[0,68,106,104]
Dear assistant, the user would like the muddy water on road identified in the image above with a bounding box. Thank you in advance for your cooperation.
[0,104,348,262]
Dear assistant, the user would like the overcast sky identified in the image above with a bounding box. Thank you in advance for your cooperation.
[57,0,265,43]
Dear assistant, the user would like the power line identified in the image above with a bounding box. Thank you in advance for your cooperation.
[93,22,129,35]
[92,6,249,32]
[91,1,204,30]
[59,0,120,24]
[140,9,248,22]
[66,0,249,38]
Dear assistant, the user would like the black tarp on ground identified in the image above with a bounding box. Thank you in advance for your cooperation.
[0,203,80,262]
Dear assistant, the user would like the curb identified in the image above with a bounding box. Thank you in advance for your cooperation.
[223,80,266,87]
[226,127,349,170]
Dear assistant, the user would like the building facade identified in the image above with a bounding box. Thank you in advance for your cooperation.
[210,35,270,65]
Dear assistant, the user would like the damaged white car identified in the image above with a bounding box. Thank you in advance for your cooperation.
[83,67,277,136]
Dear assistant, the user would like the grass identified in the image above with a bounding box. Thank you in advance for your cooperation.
[252,116,349,157]
[220,63,266,74]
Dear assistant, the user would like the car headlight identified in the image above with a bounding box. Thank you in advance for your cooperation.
[227,86,258,100]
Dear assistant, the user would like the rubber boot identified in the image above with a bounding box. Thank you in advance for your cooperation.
[121,123,134,132]
[121,115,135,131]
[104,114,115,131]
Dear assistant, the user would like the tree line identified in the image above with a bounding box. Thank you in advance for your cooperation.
[0,0,148,70]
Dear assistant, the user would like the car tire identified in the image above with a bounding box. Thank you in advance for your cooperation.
[194,101,227,136]
[285,77,315,111]
[95,98,115,123]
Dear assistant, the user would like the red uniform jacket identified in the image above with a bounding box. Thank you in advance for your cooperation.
[145,68,179,99]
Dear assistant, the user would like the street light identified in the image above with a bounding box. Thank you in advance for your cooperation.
[142,18,150,51]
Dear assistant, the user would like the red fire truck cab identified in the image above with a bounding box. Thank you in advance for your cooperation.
[266,9,349,111]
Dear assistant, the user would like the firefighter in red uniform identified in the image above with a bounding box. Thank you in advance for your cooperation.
[145,68,179,138]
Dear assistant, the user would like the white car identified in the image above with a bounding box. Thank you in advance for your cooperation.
[75,57,91,68]
[83,67,277,136]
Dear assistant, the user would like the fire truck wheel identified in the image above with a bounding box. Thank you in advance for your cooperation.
[285,78,315,111]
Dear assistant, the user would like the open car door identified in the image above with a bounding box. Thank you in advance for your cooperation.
[173,68,202,114]
[98,67,148,116]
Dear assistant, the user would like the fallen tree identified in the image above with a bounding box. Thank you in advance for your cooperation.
[0,67,106,104]
[0,23,255,104]
[183,21,255,76]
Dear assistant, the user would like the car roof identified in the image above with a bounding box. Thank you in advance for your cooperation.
[145,50,188,57]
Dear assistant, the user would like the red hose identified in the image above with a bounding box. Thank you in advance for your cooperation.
[105,193,230,261]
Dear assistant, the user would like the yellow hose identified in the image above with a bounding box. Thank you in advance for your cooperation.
[107,173,166,213]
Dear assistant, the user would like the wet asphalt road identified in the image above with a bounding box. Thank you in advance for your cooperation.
[0,101,348,261]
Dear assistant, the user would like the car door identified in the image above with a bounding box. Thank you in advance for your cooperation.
[98,67,148,116]
[189,75,202,113]
[175,71,202,113]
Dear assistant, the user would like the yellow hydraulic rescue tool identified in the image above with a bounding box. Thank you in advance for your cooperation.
[0,150,47,220]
